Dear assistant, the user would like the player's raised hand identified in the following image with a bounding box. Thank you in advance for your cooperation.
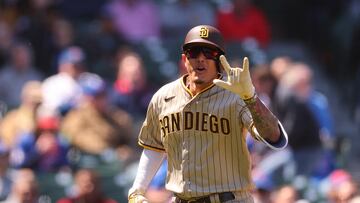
[213,55,255,100]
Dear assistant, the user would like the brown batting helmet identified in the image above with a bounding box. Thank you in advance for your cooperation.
[182,25,225,54]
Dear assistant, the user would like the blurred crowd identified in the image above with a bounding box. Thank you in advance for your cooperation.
[0,0,359,202]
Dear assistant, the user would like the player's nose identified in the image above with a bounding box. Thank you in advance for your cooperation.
[196,52,207,62]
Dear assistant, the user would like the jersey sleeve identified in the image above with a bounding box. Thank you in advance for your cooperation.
[138,95,165,152]
[241,106,288,150]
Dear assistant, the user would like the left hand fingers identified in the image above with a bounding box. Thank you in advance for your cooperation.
[228,65,241,83]
[242,57,250,75]
[219,55,232,76]
[235,68,241,83]
[220,55,250,84]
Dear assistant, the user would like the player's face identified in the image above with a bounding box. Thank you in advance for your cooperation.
[182,46,220,86]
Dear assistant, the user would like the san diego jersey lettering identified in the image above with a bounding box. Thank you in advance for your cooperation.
[159,111,230,136]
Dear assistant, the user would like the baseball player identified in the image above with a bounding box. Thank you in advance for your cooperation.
[128,25,288,203]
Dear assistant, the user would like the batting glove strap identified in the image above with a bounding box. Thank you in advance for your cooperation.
[243,93,258,105]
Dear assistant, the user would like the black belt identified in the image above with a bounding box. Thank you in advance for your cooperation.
[175,192,235,203]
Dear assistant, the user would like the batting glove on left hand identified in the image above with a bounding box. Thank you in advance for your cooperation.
[213,55,255,100]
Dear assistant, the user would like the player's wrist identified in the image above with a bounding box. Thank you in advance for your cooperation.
[243,92,257,105]
[238,84,255,100]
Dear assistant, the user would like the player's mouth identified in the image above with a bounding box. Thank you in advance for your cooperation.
[194,66,206,73]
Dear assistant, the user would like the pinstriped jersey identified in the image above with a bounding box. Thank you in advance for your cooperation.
[138,75,286,199]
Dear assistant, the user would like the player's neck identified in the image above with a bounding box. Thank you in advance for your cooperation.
[186,77,212,96]
[188,83,204,96]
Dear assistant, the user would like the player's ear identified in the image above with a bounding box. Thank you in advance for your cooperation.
[181,54,187,63]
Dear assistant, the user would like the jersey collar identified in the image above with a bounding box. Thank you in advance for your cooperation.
[181,74,223,98]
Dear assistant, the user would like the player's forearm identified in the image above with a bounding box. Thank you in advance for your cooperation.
[245,96,280,143]
[128,149,166,198]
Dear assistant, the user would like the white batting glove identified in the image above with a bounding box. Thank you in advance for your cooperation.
[213,55,255,100]
[128,193,148,203]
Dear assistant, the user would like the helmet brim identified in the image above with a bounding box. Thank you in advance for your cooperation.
[182,41,225,55]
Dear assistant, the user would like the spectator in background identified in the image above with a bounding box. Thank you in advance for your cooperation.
[250,64,277,107]
[73,17,125,80]
[48,18,77,75]
[273,63,321,178]
[216,0,271,48]
[9,107,70,172]
[41,46,86,116]
[0,144,11,201]
[271,185,306,203]
[272,61,336,187]
[0,81,42,148]
[325,169,358,203]
[0,41,43,109]
[270,59,335,142]
[110,48,156,123]
[269,56,293,82]
[0,168,39,203]
[247,64,294,187]
[56,0,105,22]
[61,73,135,161]
[102,0,160,44]
[269,56,296,111]
[252,173,274,203]
[57,168,117,203]
[159,0,215,40]
[15,0,58,76]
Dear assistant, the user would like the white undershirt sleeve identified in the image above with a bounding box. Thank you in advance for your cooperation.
[254,121,289,150]
[128,148,166,197]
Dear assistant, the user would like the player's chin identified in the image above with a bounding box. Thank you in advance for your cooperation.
[194,78,205,84]
[190,73,209,84]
